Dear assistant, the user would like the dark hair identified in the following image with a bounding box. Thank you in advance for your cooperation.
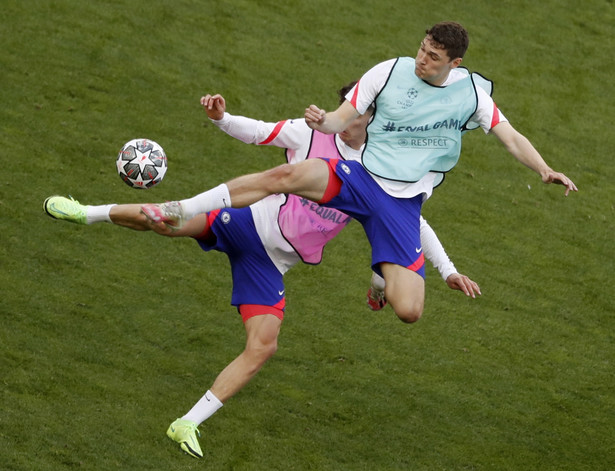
[426,22,469,60]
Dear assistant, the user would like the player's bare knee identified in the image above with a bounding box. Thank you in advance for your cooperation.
[247,339,278,365]
[394,305,423,324]
[262,164,296,193]
[262,339,278,359]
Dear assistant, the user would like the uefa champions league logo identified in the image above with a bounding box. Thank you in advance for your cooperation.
[407,88,418,100]
[398,88,419,109]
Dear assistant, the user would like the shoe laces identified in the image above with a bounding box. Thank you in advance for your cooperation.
[184,421,201,437]
[67,195,80,204]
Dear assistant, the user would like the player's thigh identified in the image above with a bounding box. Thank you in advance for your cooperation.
[285,159,331,201]
[380,262,425,311]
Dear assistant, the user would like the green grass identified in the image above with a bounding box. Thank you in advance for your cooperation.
[2,0,614,469]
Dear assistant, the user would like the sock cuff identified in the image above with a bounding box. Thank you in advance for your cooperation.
[181,184,231,220]
[181,389,224,425]
[218,183,231,208]
[86,204,116,224]
[205,390,223,408]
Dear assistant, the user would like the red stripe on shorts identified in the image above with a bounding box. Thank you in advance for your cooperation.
[318,158,343,204]
[407,252,425,273]
[239,303,285,322]
[193,210,220,241]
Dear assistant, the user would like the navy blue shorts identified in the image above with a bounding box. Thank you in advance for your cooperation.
[197,207,286,311]
[322,159,425,278]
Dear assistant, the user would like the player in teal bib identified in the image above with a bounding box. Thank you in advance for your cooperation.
[363,56,479,183]
[141,21,577,327]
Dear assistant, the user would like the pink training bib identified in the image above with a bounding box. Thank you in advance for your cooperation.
[277,132,352,264]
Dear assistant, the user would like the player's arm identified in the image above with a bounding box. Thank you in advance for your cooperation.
[420,217,481,298]
[306,60,391,134]
[490,121,578,196]
[305,100,359,134]
[200,94,306,149]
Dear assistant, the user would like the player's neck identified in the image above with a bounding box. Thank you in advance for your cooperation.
[428,71,450,87]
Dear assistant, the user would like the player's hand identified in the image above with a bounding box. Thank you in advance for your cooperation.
[541,170,578,196]
[147,218,177,235]
[200,94,226,120]
[446,273,481,298]
[304,105,326,129]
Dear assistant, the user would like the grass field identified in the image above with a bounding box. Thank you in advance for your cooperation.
[1,0,614,469]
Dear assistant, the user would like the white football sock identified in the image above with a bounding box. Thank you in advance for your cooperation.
[180,184,231,220]
[85,204,116,224]
[371,271,386,291]
[182,390,223,425]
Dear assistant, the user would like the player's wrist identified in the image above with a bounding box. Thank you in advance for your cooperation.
[211,112,230,125]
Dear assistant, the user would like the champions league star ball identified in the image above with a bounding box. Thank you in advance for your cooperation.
[117,138,167,189]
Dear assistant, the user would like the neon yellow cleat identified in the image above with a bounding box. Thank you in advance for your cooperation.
[166,418,203,459]
[43,195,87,225]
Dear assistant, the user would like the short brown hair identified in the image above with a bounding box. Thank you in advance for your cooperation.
[426,22,469,60]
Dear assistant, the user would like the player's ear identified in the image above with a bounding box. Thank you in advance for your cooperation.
[450,57,463,69]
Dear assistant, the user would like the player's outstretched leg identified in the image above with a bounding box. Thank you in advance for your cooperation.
[166,418,203,459]
[141,159,330,228]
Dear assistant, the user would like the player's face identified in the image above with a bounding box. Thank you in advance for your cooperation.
[415,36,462,86]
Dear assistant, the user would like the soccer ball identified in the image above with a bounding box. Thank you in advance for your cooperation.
[117,138,167,189]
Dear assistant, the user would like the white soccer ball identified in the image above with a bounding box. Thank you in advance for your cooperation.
[117,138,167,189]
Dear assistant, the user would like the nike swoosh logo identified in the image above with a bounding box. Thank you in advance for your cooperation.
[170,426,176,433]
[415,247,422,253]
[49,203,68,216]
[278,290,285,296]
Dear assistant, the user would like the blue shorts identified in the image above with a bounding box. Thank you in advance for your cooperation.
[196,207,286,312]
[322,159,425,278]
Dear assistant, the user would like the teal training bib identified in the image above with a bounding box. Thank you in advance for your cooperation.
[362,57,480,183]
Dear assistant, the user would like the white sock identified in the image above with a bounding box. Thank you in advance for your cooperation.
[85,204,116,224]
[182,390,223,425]
[180,184,231,220]
[371,272,386,291]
